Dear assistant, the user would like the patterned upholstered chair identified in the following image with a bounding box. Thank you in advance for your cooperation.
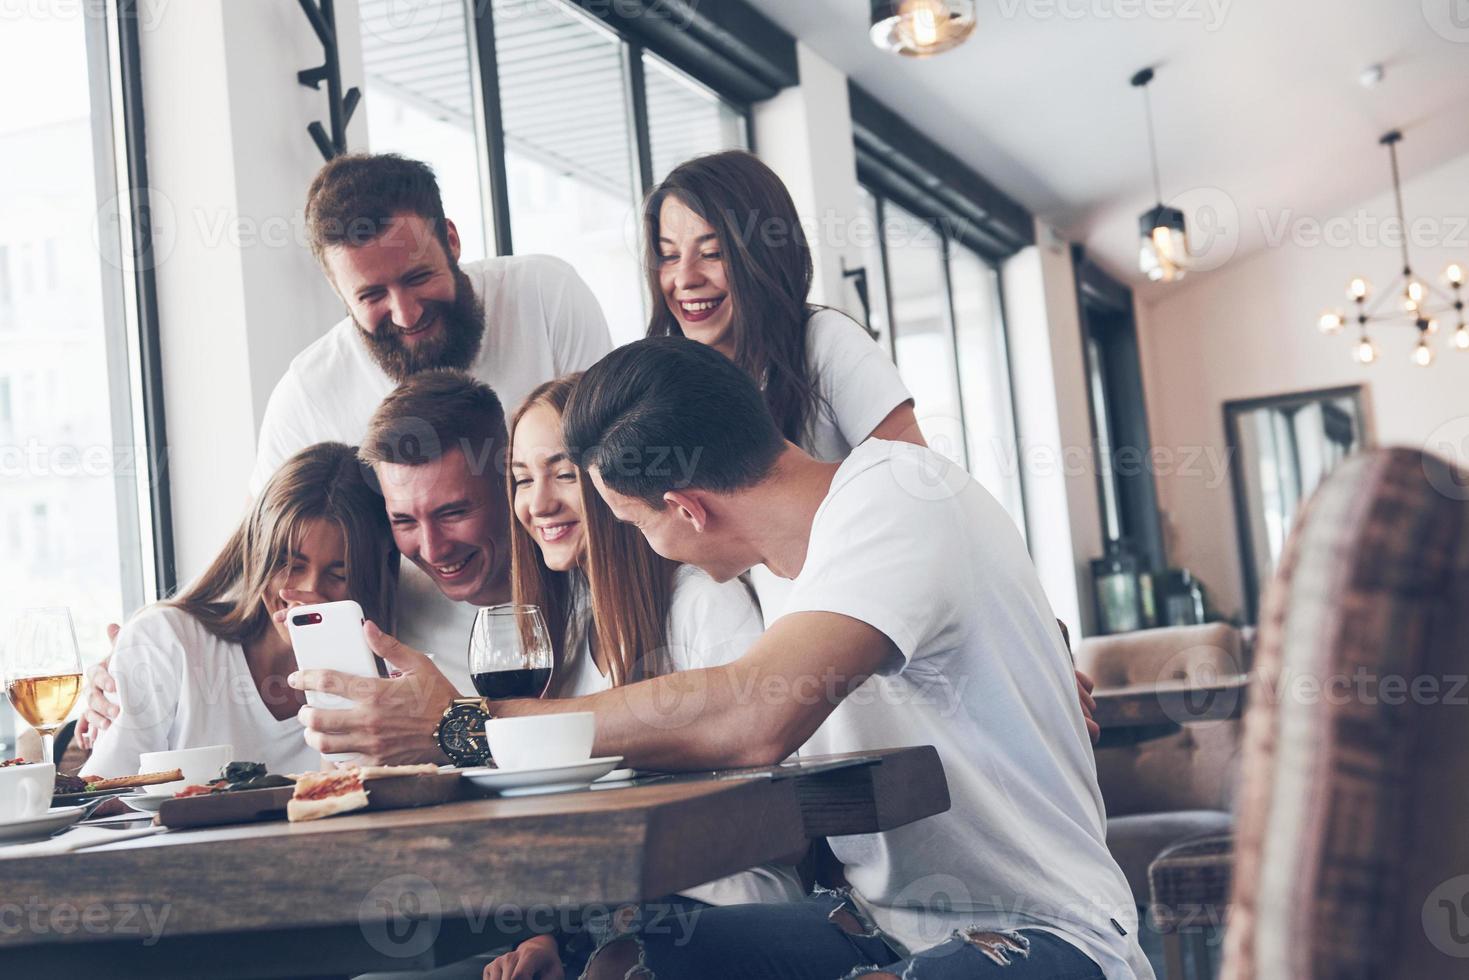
[1076,624,1247,904]
[1217,447,1469,978]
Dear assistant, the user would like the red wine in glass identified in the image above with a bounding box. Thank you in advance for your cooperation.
[468,604,554,701]
[472,667,552,700]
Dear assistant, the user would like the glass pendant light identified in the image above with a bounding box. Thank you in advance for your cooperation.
[870,0,977,58]
[1316,128,1468,365]
[1131,68,1188,282]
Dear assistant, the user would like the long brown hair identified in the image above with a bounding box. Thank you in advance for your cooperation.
[508,376,677,691]
[644,150,824,444]
[168,442,398,643]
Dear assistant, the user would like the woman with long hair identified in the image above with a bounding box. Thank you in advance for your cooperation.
[644,149,925,461]
[484,376,803,980]
[86,442,398,777]
[643,150,925,625]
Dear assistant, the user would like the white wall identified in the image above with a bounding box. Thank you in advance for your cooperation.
[1003,226,1107,637]
[752,43,862,306]
[1138,148,1469,619]
[140,0,366,582]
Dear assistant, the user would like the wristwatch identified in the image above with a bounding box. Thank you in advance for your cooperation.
[435,698,493,768]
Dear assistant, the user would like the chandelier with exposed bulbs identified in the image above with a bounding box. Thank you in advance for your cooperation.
[1316,131,1467,367]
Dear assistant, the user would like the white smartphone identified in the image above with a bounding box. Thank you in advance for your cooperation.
[285,600,381,711]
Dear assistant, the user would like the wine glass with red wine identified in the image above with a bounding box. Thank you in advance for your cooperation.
[468,604,553,700]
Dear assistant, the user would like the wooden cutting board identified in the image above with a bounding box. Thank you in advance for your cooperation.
[158,771,466,829]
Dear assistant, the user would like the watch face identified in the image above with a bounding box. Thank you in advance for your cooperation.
[438,702,490,767]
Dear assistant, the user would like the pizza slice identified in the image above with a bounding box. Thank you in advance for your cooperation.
[287,769,370,822]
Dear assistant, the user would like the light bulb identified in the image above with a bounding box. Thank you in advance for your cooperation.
[1317,309,1345,334]
[1141,225,1188,282]
[1426,317,1440,335]
[1456,326,1469,350]
[1414,339,1435,367]
[1356,337,1379,364]
[873,0,976,57]
[1348,277,1370,302]
[911,3,941,46]
[1447,263,1465,288]
[1408,279,1426,303]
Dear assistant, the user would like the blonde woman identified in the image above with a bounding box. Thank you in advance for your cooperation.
[86,442,397,777]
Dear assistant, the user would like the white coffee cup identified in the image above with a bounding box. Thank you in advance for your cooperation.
[484,713,595,770]
[138,744,234,796]
[0,762,55,822]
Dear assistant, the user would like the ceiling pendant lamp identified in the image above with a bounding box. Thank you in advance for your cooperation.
[1131,67,1189,283]
[870,0,976,58]
[1317,130,1468,368]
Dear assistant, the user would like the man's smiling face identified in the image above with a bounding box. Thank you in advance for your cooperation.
[323,212,484,380]
[375,445,510,605]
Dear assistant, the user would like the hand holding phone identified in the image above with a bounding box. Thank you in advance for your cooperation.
[285,600,382,711]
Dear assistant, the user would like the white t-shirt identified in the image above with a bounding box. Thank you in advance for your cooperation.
[559,565,805,909]
[86,606,323,778]
[784,440,1152,980]
[247,255,613,692]
[751,308,913,626]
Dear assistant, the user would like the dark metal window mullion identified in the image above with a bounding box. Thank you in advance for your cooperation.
[472,0,514,256]
[116,0,176,596]
[873,195,899,362]
[626,42,655,197]
[938,231,972,472]
[990,258,1032,544]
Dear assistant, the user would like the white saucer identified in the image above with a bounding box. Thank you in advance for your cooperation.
[0,806,89,844]
[593,767,638,785]
[122,793,169,813]
[463,757,623,797]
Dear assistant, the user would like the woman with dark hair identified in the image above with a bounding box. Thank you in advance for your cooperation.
[644,149,923,461]
[85,442,398,777]
[643,150,924,624]
[484,376,803,980]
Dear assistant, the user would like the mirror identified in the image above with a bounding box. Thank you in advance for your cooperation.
[1225,385,1370,622]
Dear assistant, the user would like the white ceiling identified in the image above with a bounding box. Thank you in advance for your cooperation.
[744,0,1469,293]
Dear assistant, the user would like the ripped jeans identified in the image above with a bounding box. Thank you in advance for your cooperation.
[583,889,1105,980]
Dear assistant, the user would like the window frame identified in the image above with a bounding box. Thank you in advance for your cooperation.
[470,0,753,260]
[861,183,1031,540]
[107,0,176,600]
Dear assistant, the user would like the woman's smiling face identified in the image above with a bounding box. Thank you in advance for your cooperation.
[510,403,587,572]
[657,195,735,355]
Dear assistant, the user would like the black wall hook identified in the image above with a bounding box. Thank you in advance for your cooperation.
[298,0,361,160]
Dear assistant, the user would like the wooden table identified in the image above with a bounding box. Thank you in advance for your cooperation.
[1092,674,1251,748]
[0,748,947,979]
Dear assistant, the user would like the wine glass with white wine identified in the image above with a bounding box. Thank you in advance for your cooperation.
[5,608,85,765]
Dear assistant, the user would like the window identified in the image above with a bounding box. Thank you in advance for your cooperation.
[851,187,894,357]
[1075,248,1165,571]
[0,244,11,310]
[861,187,1028,538]
[643,51,747,185]
[361,0,753,348]
[359,0,494,261]
[1,4,163,752]
[950,247,1025,532]
[882,204,968,468]
[493,0,645,345]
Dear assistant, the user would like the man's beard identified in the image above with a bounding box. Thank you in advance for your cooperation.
[357,265,486,381]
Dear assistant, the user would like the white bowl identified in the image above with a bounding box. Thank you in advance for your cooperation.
[484,713,595,771]
[138,744,233,796]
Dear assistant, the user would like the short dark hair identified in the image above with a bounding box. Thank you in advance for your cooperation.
[563,338,785,507]
[359,370,507,478]
[305,153,450,262]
